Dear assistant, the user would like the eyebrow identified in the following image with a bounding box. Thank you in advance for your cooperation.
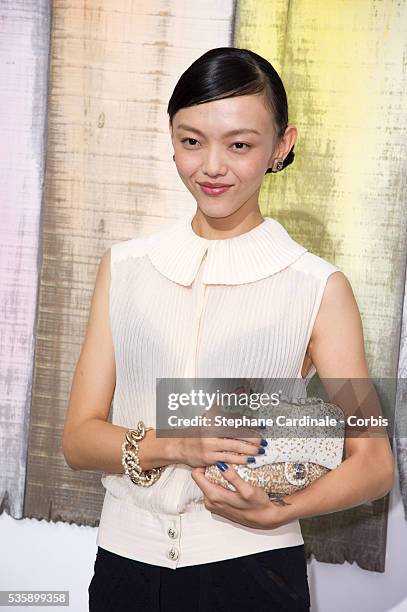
[176,124,261,137]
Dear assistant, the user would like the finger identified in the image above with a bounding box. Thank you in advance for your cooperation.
[217,427,267,442]
[213,463,258,505]
[200,433,268,453]
[238,436,269,446]
[213,452,260,465]
[217,437,267,455]
[191,466,232,498]
[192,465,248,508]
[206,432,268,448]
[192,466,206,476]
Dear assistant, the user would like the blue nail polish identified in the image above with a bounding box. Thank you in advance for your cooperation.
[260,439,268,447]
[258,447,265,454]
[216,461,228,472]
[247,457,256,463]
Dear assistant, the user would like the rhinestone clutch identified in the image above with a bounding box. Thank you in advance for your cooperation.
[204,395,345,499]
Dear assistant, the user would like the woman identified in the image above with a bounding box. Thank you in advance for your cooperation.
[62,47,394,611]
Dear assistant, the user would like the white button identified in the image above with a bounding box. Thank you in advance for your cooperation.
[167,547,179,560]
[167,526,178,539]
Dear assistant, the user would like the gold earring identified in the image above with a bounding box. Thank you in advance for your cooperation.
[271,158,284,172]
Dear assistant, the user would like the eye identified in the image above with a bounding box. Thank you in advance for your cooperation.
[180,138,251,151]
[181,137,199,147]
[232,142,251,151]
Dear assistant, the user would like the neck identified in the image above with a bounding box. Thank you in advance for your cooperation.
[191,208,265,241]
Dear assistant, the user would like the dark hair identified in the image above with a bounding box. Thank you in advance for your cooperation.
[167,47,295,173]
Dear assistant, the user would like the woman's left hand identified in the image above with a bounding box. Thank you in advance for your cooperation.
[191,464,287,529]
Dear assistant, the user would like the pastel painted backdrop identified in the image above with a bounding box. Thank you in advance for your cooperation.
[1,0,407,579]
[0,0,52,517]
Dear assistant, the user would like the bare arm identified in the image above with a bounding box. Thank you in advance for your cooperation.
[62,248,121,472]
[275,271,395,523]
[62,248,174,473]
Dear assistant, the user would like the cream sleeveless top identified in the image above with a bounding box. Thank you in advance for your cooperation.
[96,211,340,568]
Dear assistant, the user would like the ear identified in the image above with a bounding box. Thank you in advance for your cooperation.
[267,125,298,166]
[169,120,175,151]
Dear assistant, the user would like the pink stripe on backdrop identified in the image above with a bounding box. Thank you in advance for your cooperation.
[0,1,51,518]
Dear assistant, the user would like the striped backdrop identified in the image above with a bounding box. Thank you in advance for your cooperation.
[1,0,407,573]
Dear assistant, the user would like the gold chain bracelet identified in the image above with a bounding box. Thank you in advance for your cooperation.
[121,421,165,487]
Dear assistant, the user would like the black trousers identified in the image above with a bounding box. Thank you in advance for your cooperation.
[88,544,311,612]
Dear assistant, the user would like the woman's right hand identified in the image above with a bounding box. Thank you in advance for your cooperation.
[171,434,266,468]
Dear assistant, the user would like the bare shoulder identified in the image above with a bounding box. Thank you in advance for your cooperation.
[83,246,113,363]
[324,269,354,297]
[312,271,359,337]
[309,271,395,469]
[100,246,111,271]
[94,247,111,297]
[309,270,369,379]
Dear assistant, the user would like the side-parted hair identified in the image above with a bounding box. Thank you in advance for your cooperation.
[167,47,295,172]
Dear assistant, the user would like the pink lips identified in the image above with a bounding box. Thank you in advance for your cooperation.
[198,183,232,196]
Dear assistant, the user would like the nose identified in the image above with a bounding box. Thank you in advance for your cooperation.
[202,146,228,177]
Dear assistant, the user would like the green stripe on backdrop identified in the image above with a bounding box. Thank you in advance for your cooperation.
[234,0,407,571]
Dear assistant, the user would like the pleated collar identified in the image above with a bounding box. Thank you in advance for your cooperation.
[146,210,308,286]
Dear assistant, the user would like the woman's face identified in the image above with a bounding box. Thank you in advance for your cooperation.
[169,93,297,220]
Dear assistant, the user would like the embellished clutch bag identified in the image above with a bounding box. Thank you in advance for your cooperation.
[204,395,345,501]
